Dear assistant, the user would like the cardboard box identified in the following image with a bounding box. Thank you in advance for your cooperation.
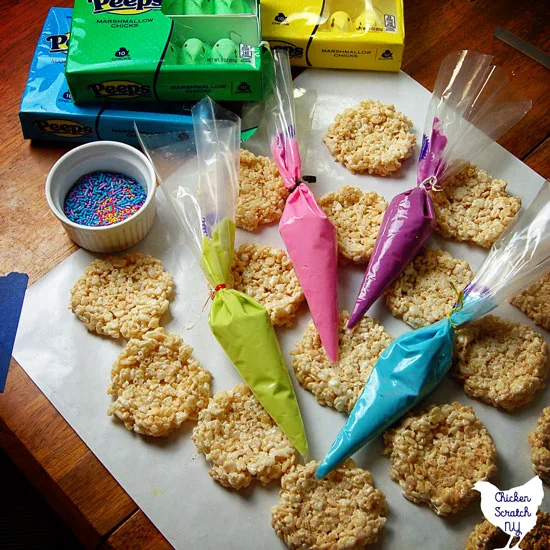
[65,0,271,104]
[261,0,404,71]
[20,7,196,145]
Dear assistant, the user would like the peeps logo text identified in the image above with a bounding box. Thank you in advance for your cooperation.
[88,0,162,15]
[34,119,93,138]
[87,81,151,99]
[474,476,544,547]
[270,42,303,59]
[46,33,70,53]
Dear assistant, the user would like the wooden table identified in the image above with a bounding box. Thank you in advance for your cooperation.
[1,1,548,548]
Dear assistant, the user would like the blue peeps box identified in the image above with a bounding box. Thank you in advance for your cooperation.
[19,7,194,145]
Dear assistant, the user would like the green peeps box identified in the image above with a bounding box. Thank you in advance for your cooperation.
[65,0,271,103]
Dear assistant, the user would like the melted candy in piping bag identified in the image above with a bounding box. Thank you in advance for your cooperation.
[268,48,339,362]
[348,50,531,329]
[318,180,550,477]
[137,97,308,455]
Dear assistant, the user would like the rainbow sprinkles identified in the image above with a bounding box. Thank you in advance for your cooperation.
[63,171,146,227]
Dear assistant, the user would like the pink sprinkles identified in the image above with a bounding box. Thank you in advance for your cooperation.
[63,171,146,227]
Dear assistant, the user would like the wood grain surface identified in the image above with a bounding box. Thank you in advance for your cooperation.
[0,0,548,548]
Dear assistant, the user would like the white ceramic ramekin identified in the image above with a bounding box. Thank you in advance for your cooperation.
[45,141,156,253]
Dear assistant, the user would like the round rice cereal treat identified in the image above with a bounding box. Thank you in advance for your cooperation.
[291,311,393,413]
[453,315,548,411]
[107,328,211,437]
[528,406,550,484]
[322,99,416,176]
[228,242,305,327]
[271,460,387,550]
[236,149,288,232]
[466,512,550,549]
[70,253,174,340]
[465,519,510,550]
[385,248,474,328]
[383,402,497,516]
[192,383,296,490]
[431,163,521,248]
[318,185,387,264]
[511,272,550,331]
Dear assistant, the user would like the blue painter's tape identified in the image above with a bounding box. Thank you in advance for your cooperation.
[0,273,29,392]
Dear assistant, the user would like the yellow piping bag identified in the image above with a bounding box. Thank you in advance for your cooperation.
[137,97,308,455]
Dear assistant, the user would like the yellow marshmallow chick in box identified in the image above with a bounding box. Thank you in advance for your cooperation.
[261,0,404,71]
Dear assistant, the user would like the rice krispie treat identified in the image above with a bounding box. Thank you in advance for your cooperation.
[318,185,387,264]
[431,163,521,248]
[228,243,305,327]
[271,460,387,550]
[511,272,550,331]
[466,512,550,549]
[236,149,288,232]
[465,519,510,550]
[70,253,174,340]
[322,99,416,176]
[453,315,548,411]
[108,328,211,437]
[291,311,393,413]
[528,406,550,484]
[192,383,296,490]
[385,248,474,328]
[383,402,497,516]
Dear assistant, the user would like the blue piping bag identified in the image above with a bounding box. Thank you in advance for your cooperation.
[317,181,550,478]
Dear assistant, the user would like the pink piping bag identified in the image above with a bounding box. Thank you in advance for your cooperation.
[268,48,339,361]
[348,50,532,329]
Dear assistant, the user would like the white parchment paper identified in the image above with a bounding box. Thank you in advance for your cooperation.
[13,69,549,549]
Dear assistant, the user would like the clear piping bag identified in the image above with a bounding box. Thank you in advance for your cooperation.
[137,97,308,455]
[267,48,339,362]
[348,50,531,329]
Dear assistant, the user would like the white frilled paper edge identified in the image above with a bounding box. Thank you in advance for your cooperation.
[13,69,549,549]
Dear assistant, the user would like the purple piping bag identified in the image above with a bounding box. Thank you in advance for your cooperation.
[348,50,531,329]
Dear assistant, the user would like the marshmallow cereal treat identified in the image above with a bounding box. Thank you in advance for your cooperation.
[236,149,288,232]
[322,99,416,176]
[431,163,521,248]
[319,185,388,264]
[107,328,211,437]
[453,315,548,411]
[192,384,296,490]
[228,243,305,327]
[385,248,474,328]
[529,406,550,484]
[271,460,387,549]
[291,311,393,413]
[465,519,510,550]
[70,253,174,340]
[383,402,497,516]
[511,272,550,331]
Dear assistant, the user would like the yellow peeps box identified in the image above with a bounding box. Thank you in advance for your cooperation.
[261,0,404,71]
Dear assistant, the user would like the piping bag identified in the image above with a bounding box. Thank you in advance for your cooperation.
[267,48,339,362]
[348,50,532,329]
[317,180,550,477]
[137,97,308,455]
